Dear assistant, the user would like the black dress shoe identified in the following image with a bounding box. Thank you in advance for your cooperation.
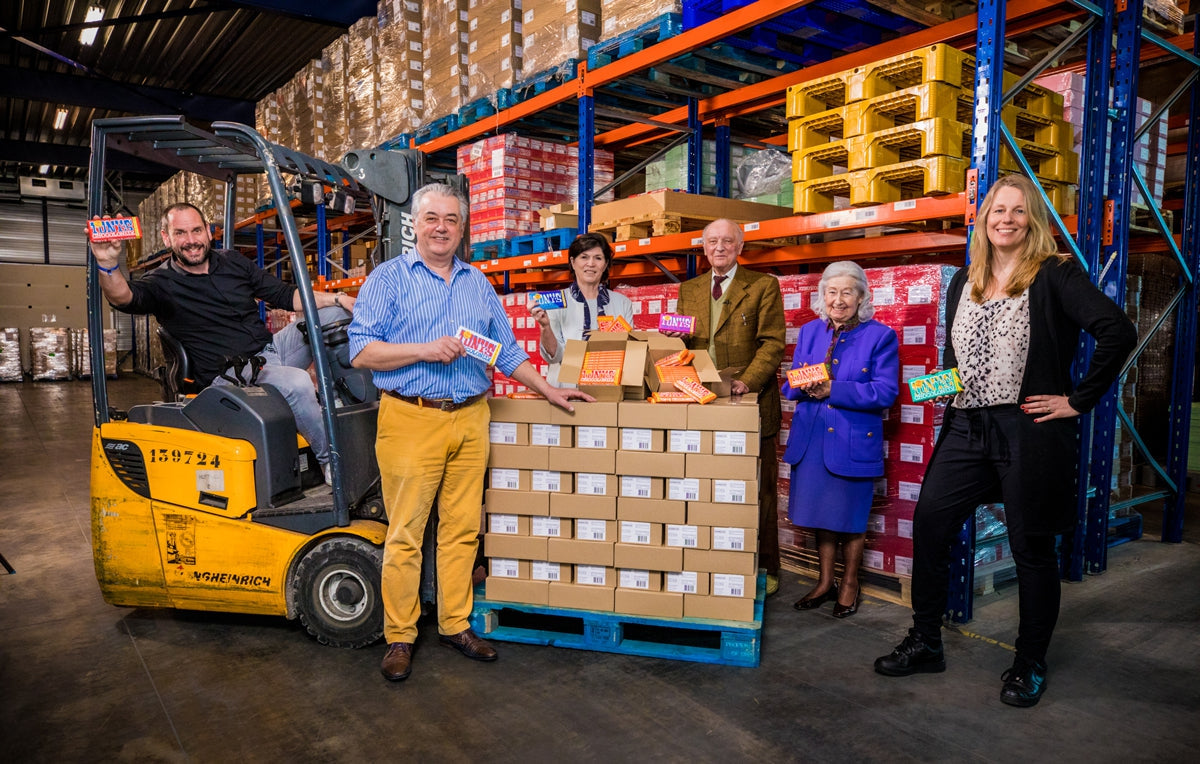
[1000,656,1047,707]
[380,642,413,682]
[439,628,498,661]
[831,584,862,619]
[874,629,946,676]
[794,582,838,611]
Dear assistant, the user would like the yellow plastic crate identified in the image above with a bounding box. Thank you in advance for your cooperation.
[793,155,970,214]
[848,81,972,138]
[788,109,848,153]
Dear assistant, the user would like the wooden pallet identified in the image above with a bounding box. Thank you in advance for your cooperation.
[469,578,764,667]
[588,190,792,242]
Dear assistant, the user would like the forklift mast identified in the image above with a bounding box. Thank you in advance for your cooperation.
[340,148,470,262]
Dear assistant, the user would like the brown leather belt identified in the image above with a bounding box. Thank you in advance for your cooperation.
[384,390,485,412]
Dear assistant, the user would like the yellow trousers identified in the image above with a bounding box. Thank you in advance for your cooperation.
[376,396,490,643]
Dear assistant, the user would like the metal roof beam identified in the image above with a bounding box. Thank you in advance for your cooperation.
[211,0,377,28]
[0,66,254,123]
[0,139,173,175]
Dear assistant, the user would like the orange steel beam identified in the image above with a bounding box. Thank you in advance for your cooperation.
[737,231,968,268]
[593,0,1079,149]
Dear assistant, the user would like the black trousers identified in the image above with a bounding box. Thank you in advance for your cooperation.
[911,405,1061,663]
[760,434,781,576]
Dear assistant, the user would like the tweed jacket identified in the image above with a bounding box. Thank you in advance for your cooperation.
[677,266,786,437]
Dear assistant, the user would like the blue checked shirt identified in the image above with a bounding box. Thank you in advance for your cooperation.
[348,252,528,401]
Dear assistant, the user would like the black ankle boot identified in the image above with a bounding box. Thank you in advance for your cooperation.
[1000,655,1047,707]
[874,628,946,676]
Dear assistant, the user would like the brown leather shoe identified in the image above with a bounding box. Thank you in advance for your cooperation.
[438,628,498,661]
[380,642,413,681]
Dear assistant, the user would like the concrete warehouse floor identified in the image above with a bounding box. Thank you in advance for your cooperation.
[2,376,1198,762]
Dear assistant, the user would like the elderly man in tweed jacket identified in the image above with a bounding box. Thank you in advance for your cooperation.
[675,218,786,594]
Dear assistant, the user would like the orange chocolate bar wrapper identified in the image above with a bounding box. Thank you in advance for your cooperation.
[787,363,831,388]
[674,376,716,404]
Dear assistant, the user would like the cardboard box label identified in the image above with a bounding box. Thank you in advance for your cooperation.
[713,479,748,504]
[575,518,609,541]
[621,476,653,498]
[898,518,914,539]
[713,432,749,456]
[666,524,699,548]
[532,470,563,492]
[490,558,521,578]
[669,430,702,453]
[489,514,519,534]
[900,443,924,464]
[712,573,747,597]
[621,428,654,451]
[532,561,564,582]
[668,478,701,501]
[489,422,518,444]
[577,426,609,448]
[576,473,610,495]
[899,481,922,502]
[619,569,651,590]
[576,565,608,586]
[531,424,563,446]
[532,517,563,537]
[713,527,747,551]
[491,468,520,490]
[621,521,651,544]
[900,404,925,424]
[666,570,699,594]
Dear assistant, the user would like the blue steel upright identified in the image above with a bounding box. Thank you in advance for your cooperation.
[1065,4,1115,582]
[715,120,731,198]
[1084,1,1144,574]
[578,91,597,235]
[687,98,702,196]
[948,0,1008,624]
[1162,31,1200,543]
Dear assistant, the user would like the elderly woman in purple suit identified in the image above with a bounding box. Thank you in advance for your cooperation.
[782,261,899,618]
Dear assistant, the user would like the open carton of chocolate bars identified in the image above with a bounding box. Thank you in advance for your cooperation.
[635,331,723,395]
[559,333,649,401]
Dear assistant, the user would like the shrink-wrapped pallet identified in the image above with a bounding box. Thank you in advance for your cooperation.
[30,327,71,381]
[0,328,21,382]
[378,0,425,140]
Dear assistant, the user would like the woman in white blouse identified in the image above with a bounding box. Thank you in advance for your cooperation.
[529,233,633,387]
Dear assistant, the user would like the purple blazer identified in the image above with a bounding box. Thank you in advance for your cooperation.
[781,318,899,478]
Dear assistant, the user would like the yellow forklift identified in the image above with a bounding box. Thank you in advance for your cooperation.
[86,115,442,647]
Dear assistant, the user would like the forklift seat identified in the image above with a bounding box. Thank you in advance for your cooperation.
[157,326,202,401]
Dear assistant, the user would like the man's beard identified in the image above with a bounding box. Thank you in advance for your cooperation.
[172,243,211,266]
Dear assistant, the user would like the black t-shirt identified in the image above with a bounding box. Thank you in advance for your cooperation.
[115,249,297,386]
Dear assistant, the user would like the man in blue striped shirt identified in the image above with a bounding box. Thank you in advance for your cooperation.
[349,183,590,682]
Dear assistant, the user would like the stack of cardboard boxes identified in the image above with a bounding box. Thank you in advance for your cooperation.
[467,0,524,103]
[422,0,470,122]
[457,134,615,246]
[521,0,601,77]
[378,0,426,140]
[483,332,762,622]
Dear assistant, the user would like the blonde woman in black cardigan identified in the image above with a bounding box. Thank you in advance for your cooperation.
[874,175,1137,708]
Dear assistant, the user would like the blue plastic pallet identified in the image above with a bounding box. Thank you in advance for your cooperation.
[458,94,508,127]
[1107,512,1144,548]
[509,227,576,256]
[469,574,764,667]
[412,113,460,146]
[469,238,512,262]
[508,60,579,106]
[587,14,683,69]
[377,132,413,151]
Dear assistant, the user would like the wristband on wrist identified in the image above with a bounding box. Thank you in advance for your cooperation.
[333,293,343,308]
[96,263,120,275]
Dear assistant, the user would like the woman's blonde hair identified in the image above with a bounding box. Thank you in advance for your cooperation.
[967,174,1067,303]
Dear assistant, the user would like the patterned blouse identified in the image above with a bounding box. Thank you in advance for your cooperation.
[950,285,1031,408]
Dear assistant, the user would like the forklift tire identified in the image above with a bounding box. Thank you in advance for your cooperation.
[292,537,383,649]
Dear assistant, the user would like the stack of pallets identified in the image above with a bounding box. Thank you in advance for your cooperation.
[786,44,1078,215]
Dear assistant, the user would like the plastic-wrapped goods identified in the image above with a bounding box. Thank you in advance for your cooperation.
[423,0,470,122]
[457,134,615,244]
[30,327,71,381]
[0,328,21,382]
[521,0,601,79]
[378,0,425,140]
[467,0,523,102]
[600,0,679,39]
[292,59,326,160]
[348,16,383,150]
[322,36,349,162]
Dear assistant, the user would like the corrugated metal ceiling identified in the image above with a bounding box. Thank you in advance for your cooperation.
[0,0,375,194]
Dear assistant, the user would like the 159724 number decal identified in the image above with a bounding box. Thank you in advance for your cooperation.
[148,448,220,468]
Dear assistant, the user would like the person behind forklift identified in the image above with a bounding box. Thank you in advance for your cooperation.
[92,202,353,481]
[349,183,593,682]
